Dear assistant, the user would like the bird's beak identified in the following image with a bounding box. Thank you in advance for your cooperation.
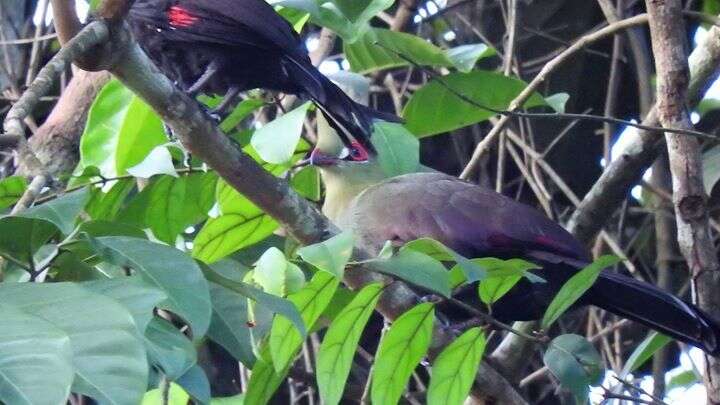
[309,149,339,167]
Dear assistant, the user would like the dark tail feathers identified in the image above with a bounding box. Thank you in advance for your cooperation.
[588,271,720,355]
[281,56,400,148]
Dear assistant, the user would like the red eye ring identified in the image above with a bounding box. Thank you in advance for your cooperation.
[348,141,369,161]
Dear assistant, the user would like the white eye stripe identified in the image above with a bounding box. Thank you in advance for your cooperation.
[338,147,350,159]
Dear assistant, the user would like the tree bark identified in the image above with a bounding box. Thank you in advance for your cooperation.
[644,0,720,402]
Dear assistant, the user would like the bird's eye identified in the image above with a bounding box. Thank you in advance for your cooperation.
[348,142,369,161]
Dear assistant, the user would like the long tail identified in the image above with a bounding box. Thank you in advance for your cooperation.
[281,56,400,149]
[587,271,720,355]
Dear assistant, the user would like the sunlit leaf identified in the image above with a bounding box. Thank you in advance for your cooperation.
[0,176,26,210]
[427,327,486,405]
[297,231,355,278]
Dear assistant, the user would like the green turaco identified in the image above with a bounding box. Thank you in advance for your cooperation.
[308,103,720,355]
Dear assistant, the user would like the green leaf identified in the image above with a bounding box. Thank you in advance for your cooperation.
[297,231,355,278]
[403,70,548,137]
[141,383,189,405]
[79,80,165,178]
[127,145,179,179]
[371,121,421,177]
[20,187,91,235]
[193,180,278,263]
[545,93,570,114]
[278,0,394,42]
[0,216,57,266]
[219,98,265,133]
[0,282,148,405]
[666,369,699,391]
[427,327,487,405]
[543,334,603,401]
[345,28,490,73]
[210,394,245,405]
[372,249,451,297]
[702,144,720,194]
[620,332,672,377]
[251,102,311,164]
[87,236,212,338]
[317,283,383,405]
[403,238,486,283]
[121,173,217,244]
[245,348,284,405]
[176,364,211,405]
[0,304,74,405]
[269,272,340,372]
[201,265,306,340]
[145,317,197,379]
[291,165,321,201]
[86,178,135,221]
[0,176,26,210]
[473,258,541,304]
[372,302,435,405]
[208,282,256,367]
[252,247,305,297]
[541,255,621,329]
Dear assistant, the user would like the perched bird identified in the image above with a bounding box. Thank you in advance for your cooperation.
[310,113,720,356]
[127,0,393,148]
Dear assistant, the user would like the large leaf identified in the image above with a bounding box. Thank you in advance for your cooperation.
[20,187,91,235]
[403,70,548,137]
[403,238,486,283]
[0,176,26,210]
[144,317,197,379]
[121,173,217,244]
[317,283,383,405]
[543,334,603,401]
[86,179,136,221]
[176,364,211,405]
[619,332,672,377]
[207,282,256,367]
[193,180,278,263]
[79,80,165,178]
[297,230,355,278]
[346,28,491,73]
[252,247,305,297]
[541,255,620,329]
[371,302,435,405]
[371,122,421,177]
[0,216,57,266]
[0,304,74,405]
[87,236,212,338]
[372,249,451,297]
[276,0,394,42]
[0,282,148,405]
[251,102,311,164]
[244,348,285,405]
[427,327,486,405]
[269,272,340,372]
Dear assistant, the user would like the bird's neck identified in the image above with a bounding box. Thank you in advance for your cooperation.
[319,164,387,224]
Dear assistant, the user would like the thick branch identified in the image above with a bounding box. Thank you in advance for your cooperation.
[567,21,720,244]
[645,0,720,402]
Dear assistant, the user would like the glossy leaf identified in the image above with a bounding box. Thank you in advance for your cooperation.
[253,247,305,297]
[0,176,26,210]
[0,282,148,405]
[144,317,197,379]
[85,178,135,221]
[372,249,451,297]
[297,230,355,278]
[403,238,486,283]
[371,121,421,177]
[345,28,490,73]
[20,187,91,235]
[0,216,57,266]
[620,332,672,377]
[87,236,212,338]
[403,70,548,137]
[543,334,603,400]
[269,272,340,372]
[194,180,278,263]
[0,304,74,405]
[251,102,311,164]
[372,302,435,405]
[291,165,321,201]
[317,283,383,405]
[541,255,620,329]
[427,327,486,405]
[127,145,178,179]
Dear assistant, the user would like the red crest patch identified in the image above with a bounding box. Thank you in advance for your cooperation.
[167,6,198,28]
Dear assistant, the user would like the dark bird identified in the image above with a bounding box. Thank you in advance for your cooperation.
[127,0,393,147]
[309,114,720,356]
